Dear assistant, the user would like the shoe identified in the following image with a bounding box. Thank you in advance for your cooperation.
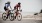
[6,14,9,19]
[6,17,8,19]
[15,16,16,19]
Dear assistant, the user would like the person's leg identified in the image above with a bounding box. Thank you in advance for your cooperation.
[15,9,18,19]
[14,11,18,19]
[6,10,9,19]
[14,11,17,19]
[14,7,17,19]
[4,6,9,19]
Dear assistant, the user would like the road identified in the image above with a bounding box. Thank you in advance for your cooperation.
[0,18,42,23]
[0,13,42,23]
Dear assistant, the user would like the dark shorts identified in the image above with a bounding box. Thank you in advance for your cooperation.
[4,6,8,11]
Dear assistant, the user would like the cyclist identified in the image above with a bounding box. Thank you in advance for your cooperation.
[40,9,42,13]
[4,1,11,19]
[14,2,21,19]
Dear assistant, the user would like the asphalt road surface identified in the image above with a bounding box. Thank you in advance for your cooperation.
[0,13,42,23]
[0,19,42,23]
[0,17,42,23]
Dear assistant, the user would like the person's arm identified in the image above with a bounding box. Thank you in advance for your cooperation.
[10,6,12,10]
[19,5,21,10]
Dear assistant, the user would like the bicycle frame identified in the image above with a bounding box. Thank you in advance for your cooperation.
[15,10,22,16]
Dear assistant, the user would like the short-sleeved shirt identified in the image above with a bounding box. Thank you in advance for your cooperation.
[14,4,21,10]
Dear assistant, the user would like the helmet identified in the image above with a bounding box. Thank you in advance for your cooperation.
[7,1,10,4]
[18,2,21,4]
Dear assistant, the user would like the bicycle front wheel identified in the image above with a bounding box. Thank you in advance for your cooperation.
[17,13,22,21]
[9,13,14,21]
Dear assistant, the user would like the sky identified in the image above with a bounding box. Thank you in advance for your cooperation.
[0,0,42,13]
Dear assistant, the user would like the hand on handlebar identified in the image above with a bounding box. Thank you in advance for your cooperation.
[18,9,22,12]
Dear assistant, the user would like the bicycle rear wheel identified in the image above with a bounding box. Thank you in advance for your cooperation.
[2,13,7,21]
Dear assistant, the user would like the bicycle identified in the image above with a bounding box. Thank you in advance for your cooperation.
[2,10,14,21]
[14,9,22,21]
